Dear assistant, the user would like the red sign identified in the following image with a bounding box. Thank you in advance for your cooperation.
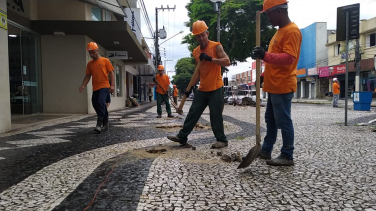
[334,64,346,74]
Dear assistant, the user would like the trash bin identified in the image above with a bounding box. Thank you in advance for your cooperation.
[353,91,373,111]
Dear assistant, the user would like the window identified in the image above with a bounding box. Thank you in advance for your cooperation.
[334,44,340,56]
[366,33,376,48]
[104,10,112,21]
[92,7,102,21]
[116,65,122,97]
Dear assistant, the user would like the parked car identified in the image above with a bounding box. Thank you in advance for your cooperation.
[223,91,233,103]
[228,90,249,105]
[249,90,263,102]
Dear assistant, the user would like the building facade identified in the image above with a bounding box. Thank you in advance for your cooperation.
[0,0,155,133]
[325,17,376,99]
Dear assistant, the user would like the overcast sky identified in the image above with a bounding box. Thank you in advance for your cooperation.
[141,0,376,79]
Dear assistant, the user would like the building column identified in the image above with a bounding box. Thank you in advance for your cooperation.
[0,2,11,133]
[308,83,312,99]
[300,81,305,98]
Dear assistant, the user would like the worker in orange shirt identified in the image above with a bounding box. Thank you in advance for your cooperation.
[173,85,178,105]
[251,0,302,166]
[154,65,174,118]
[167,20,231,148]
[79,42,114,133]
[332,78,340,107]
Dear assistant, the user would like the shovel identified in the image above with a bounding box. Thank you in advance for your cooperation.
[238,11,262,169]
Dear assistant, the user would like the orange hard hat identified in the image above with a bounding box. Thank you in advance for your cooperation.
[158,65,164,70]
[87,42,99,51]
[192,20,209,36]
[173,85,176,88]
[261,0,289,13]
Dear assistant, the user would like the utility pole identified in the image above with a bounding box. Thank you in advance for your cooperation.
[355,39,361,91]
[155,5,176,72]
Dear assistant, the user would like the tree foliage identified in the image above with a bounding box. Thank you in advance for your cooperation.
[172,57,196,93]
[182,0,276,65]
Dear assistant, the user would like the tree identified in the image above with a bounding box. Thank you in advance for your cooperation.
[172,57,196,94]
[182,0,276,65]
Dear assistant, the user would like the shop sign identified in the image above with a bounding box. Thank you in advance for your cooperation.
[107,51,128,60]
[306,76,316,82]
[296,68,306,77]
[0,10,7,30]
[334,64,346,74]
[319,66,329,77]
[307,67,318,76]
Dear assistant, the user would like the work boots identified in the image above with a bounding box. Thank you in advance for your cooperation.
[102,115,109,131]
[94,116,104,133]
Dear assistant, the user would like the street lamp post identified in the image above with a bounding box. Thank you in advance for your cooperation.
[329,67,334,94]
[210,0,226,42]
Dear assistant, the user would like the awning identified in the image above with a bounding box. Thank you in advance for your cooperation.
[31,20,148,63]
[79,0,126,17]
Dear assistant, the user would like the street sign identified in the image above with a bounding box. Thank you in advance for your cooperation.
[336,3,359,41]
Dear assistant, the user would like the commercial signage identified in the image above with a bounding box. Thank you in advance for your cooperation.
[334,64,346,74]
[296,68,306,77]
[0,10,7,30]
[319,66,329,77]
[307,67,318,76]
[107,51,128,60]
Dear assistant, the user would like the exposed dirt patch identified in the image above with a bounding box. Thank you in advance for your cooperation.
[155,123,211,132]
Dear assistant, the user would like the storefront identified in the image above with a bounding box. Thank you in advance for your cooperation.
[296,68,307,98]
[359,58,376,97]
[307,67,319,99]
[8,23,43,115]
[318,66,330,98]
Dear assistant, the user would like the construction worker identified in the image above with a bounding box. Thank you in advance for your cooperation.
[154,65,174,118]
[79,42,114,133]
[332,78,340,107]
[167,20,231,148]
[173,85,178,105]
[251,0,302,166]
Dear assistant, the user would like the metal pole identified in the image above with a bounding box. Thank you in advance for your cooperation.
[217,3,220,42]
[355,39,360,91]
[345,12,349,126]
[155,7,159,71]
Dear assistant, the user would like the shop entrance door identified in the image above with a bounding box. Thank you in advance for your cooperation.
[8,24,42,115]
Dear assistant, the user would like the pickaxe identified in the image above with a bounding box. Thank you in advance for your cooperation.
[154,79,183,116]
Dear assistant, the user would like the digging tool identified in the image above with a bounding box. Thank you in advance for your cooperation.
[238,11,262,169]
[176,61,201,115]
[154,79,179,110]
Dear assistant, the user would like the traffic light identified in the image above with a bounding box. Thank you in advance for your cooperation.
[336,3,359,41]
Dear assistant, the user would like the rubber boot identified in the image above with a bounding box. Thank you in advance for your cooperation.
[94,116,103,133]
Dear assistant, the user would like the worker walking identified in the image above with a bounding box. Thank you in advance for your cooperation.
[79,42,114,133]
[251,0,302,166]
[173,85,178,106]
[332,78,340,107]
[154,65,174,118]
[167,20,231,148]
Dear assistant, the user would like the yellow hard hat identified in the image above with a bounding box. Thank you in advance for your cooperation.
[192,20,209,36]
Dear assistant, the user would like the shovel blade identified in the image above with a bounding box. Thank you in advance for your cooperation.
[237,143,261,169]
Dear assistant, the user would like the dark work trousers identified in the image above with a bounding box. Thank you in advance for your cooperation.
[177,87,227,143]
[92,88,109,125]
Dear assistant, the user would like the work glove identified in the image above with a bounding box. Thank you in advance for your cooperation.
[199,53,212,62]
[251,46,266,60]
[255,75,264,88]
[165,91,168,95]
[184,87,193,97]
[152,77,156,82]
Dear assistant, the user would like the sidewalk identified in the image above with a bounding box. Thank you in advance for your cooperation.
[292,98,376,107]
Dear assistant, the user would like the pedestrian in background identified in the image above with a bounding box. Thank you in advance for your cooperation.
[173,85,178,105]
[332,78,340,107]
[147,88,153,102]
[251,0,302,166]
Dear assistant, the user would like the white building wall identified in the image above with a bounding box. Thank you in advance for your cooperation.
[0,1,11,133]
